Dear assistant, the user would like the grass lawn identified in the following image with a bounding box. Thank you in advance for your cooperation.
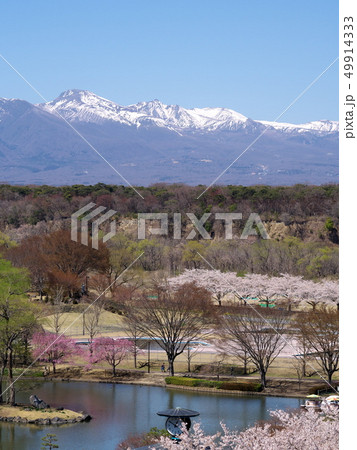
[42,310,126,337]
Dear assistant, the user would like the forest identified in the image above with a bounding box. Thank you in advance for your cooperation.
[0,183,338,281]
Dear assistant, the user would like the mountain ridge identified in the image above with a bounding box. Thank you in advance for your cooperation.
[0,89,338,186]
[34,89,338,134]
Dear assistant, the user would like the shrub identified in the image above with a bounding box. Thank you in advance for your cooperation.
[308,383,338,395]
[165,377,222,388]
[117,427,168,449]
[219,381,263,392]
[165,377,262,391]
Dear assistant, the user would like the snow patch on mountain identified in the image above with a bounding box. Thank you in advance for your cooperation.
[35,89,338,135]
[39,90,251,131]
[258,119,339,134]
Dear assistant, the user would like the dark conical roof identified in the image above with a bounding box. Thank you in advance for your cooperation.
[157,407,200,418]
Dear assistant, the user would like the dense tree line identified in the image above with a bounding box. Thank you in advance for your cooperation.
[0,183,338,235]
[0,182,339,280]
[3,231,338,299]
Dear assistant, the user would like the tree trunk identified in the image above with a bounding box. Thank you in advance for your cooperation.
[187,345,191,373]
[168,357,175,376]
[0,363,7,404]
[133,337,138,369]
[113,365,116,377]
[243,355,247,375]
[260,369,267,388]
[23,336,29,365]
[52,362,56,374]
[8,349,15,405]
[328,370,333,384]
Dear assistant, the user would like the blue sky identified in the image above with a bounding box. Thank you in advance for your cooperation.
[0,0,338,123]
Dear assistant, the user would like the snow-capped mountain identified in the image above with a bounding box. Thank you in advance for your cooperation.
[258,119,339,134]
[0,90,338,186]
[39,89,251,131]
[39,89,338,134]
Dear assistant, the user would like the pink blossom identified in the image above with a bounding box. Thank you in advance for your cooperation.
[90,337,133,376]
[31,331,80,373]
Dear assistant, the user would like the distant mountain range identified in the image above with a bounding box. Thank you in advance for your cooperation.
[0,89,338,186]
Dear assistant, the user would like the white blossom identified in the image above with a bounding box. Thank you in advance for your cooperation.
[168,270,338,309]
[156,405,338,449]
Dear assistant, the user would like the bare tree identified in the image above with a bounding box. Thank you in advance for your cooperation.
[294,305,339,384]
[124,283,215,376]
[291,331,315,378]
[84,301,103,354]
[291,357,304,390]
[219,306,288,387]
[123,320,144,369]
[45,286,65,335]
[216,337,252,375]
[186,341,206,373]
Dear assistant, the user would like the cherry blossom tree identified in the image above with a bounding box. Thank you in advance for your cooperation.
[255,273,338,311]
[287,278,339,311]
[168,269,339,310]
[269,273,307,310]
[312,279,339,309]
[169,270,285,307]
[91,337,133,376]
[157,405,338,449]
[31,332,80,374]
[240,273,278,307]
[168,269,242,306]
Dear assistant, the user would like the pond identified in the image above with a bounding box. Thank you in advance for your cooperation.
[0,381,303,450]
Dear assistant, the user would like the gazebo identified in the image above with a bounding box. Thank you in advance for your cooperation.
[157,407,200,437]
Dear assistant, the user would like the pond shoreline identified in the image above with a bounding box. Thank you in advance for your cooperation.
[31,369,326,399]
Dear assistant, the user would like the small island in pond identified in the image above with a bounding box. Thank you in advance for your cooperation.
[0,404,91,425]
